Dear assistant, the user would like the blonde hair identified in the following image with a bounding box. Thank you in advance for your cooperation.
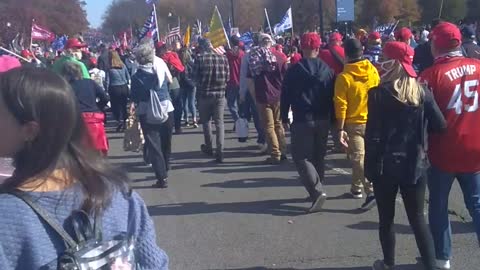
[381,61,423,106]
[110,51,124,69]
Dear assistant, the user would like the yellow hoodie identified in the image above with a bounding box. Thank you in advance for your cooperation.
[334,59,380,124]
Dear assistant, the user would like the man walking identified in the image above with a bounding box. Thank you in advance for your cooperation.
[226,36,245,125]
[248,34,288,164]
[193,38,230,163]
[282,32,336,212]
[419,22,480,270]
[334,38,380,209]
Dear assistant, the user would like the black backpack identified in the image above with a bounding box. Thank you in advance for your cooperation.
[366,88,426,182]
[11,191,137,270]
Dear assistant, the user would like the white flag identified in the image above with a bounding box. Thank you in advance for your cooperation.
[274,7,292,35]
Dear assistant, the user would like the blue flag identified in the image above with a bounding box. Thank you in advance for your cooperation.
[51,35,67,51]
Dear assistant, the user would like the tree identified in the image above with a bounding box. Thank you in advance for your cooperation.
[467,0,480,20]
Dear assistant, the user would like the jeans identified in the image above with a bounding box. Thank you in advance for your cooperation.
[226,84,240,122]
[257,102,287,160]
[428,166,480,260]
[239,91,265,144]
[170,88,184,132]
[182,87,197,122]
[139,113,173,181]
[374,176,436,269]
[198,96,225,155]
[291,120,330,199]
[109,84,129,123]
[345,123,373,195]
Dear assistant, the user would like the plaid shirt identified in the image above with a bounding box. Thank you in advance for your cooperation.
[248,46,277,76]
[193,51,230,97]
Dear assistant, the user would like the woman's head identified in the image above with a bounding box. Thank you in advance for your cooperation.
[110,51,124,69]
[0,67,128,211]
[61,61,83,82]
[135,41,155,65]
[381,41,417,79]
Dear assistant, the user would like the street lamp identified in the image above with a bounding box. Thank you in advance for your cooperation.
[230,0,235,26]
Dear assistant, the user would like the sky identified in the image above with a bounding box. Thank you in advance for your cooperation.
[84,0,112,28]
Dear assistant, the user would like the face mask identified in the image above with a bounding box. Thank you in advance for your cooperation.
[71,50,82,60]
[379,59,396,73]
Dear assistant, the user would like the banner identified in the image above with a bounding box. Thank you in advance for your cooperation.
[375,21,399,37]
[207,6,229,48]
[31,23,55,41]
[336,0,355,22]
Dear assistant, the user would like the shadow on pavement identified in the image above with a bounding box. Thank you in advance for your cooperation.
[202,178,302,189]
[347,220,475,234]
[207,265,418,270]
[147,198,310,217]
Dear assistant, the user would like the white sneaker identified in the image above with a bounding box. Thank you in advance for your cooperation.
[436,259,451,269]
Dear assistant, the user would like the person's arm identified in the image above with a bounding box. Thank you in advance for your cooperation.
[93,80,109,108]
[424,88,447,133]
[364,88,382,181]
[124,65,131,84]
[80,62,91,79]
[334,75,349,147]
[280,68,293,124]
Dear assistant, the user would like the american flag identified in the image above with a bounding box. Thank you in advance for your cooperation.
[138,8,158,41]
[165,26,181,45]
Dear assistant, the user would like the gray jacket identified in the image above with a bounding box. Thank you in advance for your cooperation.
[108,65,130,88]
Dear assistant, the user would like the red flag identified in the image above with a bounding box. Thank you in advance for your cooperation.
[31,23,55,41]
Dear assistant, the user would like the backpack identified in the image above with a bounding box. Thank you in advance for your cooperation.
[366,87,426,182]
[89,69,105,90]
[10,191,137,270]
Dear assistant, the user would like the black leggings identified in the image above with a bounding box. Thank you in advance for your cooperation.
[109,84,129,123]
[373,176,435,269]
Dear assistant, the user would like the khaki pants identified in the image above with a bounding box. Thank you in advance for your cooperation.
[345,123,373,195]
[257,102,287,160]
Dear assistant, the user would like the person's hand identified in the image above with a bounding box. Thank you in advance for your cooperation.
[339,130,349,148]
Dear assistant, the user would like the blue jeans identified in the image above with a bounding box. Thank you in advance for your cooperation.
[240,91,265,144]
[428,166,480,260]
[226,84,240,122]
[182,87,197,122]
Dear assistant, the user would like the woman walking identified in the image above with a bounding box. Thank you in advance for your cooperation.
[365,42,446,270]
[0,67,168,269]
[108,51,131,131]
[131,40,174,189]
[62,61,110,155]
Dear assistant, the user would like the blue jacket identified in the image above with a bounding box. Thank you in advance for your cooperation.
[108,66,130,88]
[131,69,170,103]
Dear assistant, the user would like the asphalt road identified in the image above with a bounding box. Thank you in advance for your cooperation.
[78,119,480,269]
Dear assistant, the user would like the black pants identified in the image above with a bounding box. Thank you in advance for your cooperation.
[109,84,129,123]
[373,176,435,269]
[291,120,330,199]
[139,113,173,181]
[170,88,184,132]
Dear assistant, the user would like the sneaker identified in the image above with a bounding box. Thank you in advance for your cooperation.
[192,122,199,128]
[309,192,327,213]
[264,157,281,165]
[351,190,363,199]
[361,194,377,210]
[185,121,191,127]
[152,179,168,189]
[435,260,451,270]
[201,144,214,156]
[372,260,394,270]
[280,154,288,161]
[215,153,224,163]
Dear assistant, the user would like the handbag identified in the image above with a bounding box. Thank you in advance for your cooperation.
[145,89,169,124]
[123,113,143,152]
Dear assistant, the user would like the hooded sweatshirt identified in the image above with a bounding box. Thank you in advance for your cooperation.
[334,59,380,124]
[226,47,245,87]
[281,58,335,124]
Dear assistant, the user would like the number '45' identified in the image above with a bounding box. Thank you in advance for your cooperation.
[447,80,479,115]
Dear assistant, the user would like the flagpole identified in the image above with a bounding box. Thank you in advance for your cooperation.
[153,3,160,41]
[30,19,34,51]
[290,7,294,40]
[0,46,31,62]
[264,8,273,37]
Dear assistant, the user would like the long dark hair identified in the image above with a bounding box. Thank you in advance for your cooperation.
[0,67,129,212]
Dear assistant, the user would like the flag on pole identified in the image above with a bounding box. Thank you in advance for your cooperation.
[138,8,158,41]
[166,26,181,45]
[31,23,55,41]
[207,6,229,48]
[51,35,68,51]
[273,7,293,35]
[184,25,191,46]
[145,0,155,4]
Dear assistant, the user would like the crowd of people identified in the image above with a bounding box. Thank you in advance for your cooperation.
[0,16,479,270]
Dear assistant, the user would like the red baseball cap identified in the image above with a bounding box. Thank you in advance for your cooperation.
[89,57,98,66]
[65,38,87,49]
[21,49,33,58]
[301,32,322,50]
[383,41,416,78]
[329,32,343,43]
[0,55,21,73]
[369,32,381,40]
[430,22,462,50]
[394,27,413,42]
[155,41,166,49]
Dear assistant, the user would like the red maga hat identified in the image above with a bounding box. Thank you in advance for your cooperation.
[383,41,417,78]
[301,32,322,50]
[430,22,462,50]
[65,38,87,49]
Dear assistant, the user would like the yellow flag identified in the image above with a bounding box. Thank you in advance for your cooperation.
[184,25,191,46]
[207,6,229,48]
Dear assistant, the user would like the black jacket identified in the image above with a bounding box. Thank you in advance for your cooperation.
[413,42,434,74]
[281,58,335,124]
[462,41,480,59]
[365,82,446,184]
[70,79,110,113]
